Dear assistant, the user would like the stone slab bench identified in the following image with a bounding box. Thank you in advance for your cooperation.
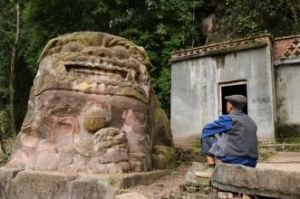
[211,163,300,199]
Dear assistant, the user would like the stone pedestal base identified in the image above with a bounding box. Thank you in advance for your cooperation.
[0,167,169,199]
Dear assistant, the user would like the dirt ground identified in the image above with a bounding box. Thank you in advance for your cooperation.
[122,161,210,199]
[124,163,188,198]
[120,136,209,199]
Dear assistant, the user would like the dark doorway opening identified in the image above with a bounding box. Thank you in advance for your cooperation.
[221,83,247,114]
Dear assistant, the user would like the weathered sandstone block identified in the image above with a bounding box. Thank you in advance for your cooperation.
[7,32,175,174]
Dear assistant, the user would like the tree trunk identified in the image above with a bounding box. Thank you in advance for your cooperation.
[9,1,20,137]
[191,0,196,47]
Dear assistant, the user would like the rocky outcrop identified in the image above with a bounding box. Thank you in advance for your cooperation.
[115,192,148,199]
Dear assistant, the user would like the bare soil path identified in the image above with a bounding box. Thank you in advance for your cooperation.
[123,163,191,198]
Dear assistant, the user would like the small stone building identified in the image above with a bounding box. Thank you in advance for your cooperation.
[171,35,300,140]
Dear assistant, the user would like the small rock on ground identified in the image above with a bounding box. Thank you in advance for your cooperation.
[115,192,148,199]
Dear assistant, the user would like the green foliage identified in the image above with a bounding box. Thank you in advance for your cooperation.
[0,111,10,138]
[21,0,204,114]
[22,0,108,71]
[224,0,300,38]
[0,1,15,138]
[0,137,15,165]
[0,1,32,138]
[152,67,171,111]
[0,1,14,105]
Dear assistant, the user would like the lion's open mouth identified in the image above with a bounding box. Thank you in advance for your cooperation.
[64,59,138,82]
[65,63,128,79]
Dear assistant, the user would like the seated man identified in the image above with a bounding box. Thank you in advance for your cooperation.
[199,95,258,177]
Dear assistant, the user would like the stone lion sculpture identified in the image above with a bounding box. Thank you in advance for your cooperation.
[8,32,175,174]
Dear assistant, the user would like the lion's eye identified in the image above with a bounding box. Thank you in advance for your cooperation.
[111,46,129,59]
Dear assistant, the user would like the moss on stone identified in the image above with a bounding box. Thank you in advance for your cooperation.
[152,145,177,169]
[150,95,174,148]
[164,147,177,169]
[38,32,150,66]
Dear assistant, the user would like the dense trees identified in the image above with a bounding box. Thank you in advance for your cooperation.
[21,0,203,112]
[0,0,19,137]
[224,0,300,38]
[0,0,300,140]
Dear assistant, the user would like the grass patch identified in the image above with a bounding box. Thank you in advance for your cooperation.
[276,137,300,144]
[276,124,300,143]
[259,145,276,161]
[192,141,201,154]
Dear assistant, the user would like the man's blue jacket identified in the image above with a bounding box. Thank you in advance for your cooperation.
[201,110,258,167]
